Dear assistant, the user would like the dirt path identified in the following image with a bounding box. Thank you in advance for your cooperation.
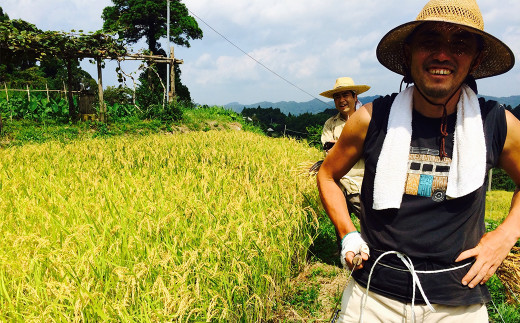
[271,262,350,322]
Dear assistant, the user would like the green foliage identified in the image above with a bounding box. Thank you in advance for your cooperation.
[512,104,520,120]
[308,208,340,267]
[241,106,286,134]
[0,95,70,121]
[491,168,517,192]
[102,0,202,53]
[239,106,336,141]
[286,285,321,314]
[0,10,125,120]
[133,63,191,108]
[160,100,183,121]
[106,102,138,120]
[1,66,47,88]
[1,119,80,145]
[135,68,166,109]
[0,103,253,147]
[172,63,191,102]
[486,275,520,323]
[103,85,134,106]
[0,7,9,22]
[92,121,113,138]
[306,124,323,148]
[0,19,126,61]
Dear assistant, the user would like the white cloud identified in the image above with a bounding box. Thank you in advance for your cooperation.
[2,0,519,105]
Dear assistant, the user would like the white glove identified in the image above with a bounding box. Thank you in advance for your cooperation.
[340,231,370,269]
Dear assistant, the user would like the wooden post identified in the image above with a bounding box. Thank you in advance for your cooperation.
[4,83,8,102]
[66,59,75,120]
[169,47,175,103]
[63,81,67,100]
[488,169,493,191]
[45,83,50,101]
[26,84,30,101]
[97,58,106,123]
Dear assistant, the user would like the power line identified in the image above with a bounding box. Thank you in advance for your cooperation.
[186,8,333,109]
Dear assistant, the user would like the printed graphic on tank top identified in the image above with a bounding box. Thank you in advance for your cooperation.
[404,146,451,202]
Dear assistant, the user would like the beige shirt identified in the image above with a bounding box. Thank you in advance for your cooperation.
[321,112,365,194]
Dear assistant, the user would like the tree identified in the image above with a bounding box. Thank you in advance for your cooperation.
[0,7,8,22]
[102,0,202,53]
[513,104,520,121]
[102,0,203,102]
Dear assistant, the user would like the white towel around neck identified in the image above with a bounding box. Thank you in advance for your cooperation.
[373,84,486,210]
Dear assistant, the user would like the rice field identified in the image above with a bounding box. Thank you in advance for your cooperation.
[486,190,515,222]
[0,130,322,321]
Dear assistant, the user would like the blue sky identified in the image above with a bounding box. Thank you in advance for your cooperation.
[3,0,520,105]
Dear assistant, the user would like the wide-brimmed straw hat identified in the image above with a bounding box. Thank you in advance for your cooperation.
[319,77,370,98]
[376,0,515,79]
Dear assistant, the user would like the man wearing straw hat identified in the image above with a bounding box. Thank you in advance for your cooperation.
[320,77,370,223]
[317,0,520,321]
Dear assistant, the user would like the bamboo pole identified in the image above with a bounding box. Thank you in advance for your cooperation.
[166,0,170,103]
[169,47,176,103]
[97,58,106,123]
[66,59,75,120]
[488,169,493,191]
[4,83,11,121]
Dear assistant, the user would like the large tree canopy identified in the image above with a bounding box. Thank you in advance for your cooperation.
[102,0,203,54]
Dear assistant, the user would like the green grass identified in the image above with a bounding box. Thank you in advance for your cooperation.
[484,190,520,322]
[486,190,514,222]
[0,105,262,148]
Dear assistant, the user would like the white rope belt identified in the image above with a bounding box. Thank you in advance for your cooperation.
[360,251,473,323]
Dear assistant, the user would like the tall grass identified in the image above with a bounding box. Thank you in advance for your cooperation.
[486,190,514,222]
[484,190,520,322]
[0,131,321,321]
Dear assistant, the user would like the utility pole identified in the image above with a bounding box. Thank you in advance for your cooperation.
[170,47,176,102]
[166,0,170,104]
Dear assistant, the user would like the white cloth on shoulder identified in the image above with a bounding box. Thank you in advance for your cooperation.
[373,84,486,210]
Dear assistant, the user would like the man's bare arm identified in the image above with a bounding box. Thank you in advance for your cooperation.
[457,110,520,287]
[317,103,372,266]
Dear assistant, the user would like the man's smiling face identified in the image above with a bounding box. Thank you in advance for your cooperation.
[405,22,481,102]
[333,90,357,117]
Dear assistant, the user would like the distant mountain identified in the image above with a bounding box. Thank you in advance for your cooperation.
[224,99,333,116]
[223,94,520,116]
[477,95,520,108]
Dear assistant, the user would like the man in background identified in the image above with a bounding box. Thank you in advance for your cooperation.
[320,77,370,221]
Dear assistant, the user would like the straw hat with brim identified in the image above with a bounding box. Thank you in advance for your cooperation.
[376,0,515,80]
[320,77,371,99]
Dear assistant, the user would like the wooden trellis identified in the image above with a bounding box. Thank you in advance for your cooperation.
[95,48,183,123]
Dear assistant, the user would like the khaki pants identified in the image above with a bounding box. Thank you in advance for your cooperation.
[336,280,488,323]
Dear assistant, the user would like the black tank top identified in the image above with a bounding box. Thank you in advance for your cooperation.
[353,94,507,305]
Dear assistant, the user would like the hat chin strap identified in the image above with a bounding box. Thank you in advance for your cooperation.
[412,82,463,159]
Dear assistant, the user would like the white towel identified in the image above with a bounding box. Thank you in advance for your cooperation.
[373,84,486,210]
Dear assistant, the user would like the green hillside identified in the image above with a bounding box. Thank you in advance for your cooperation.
[0,106,518,321]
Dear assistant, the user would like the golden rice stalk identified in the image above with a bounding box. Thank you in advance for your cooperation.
[298,160,323,176]
[496,246,520,304]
